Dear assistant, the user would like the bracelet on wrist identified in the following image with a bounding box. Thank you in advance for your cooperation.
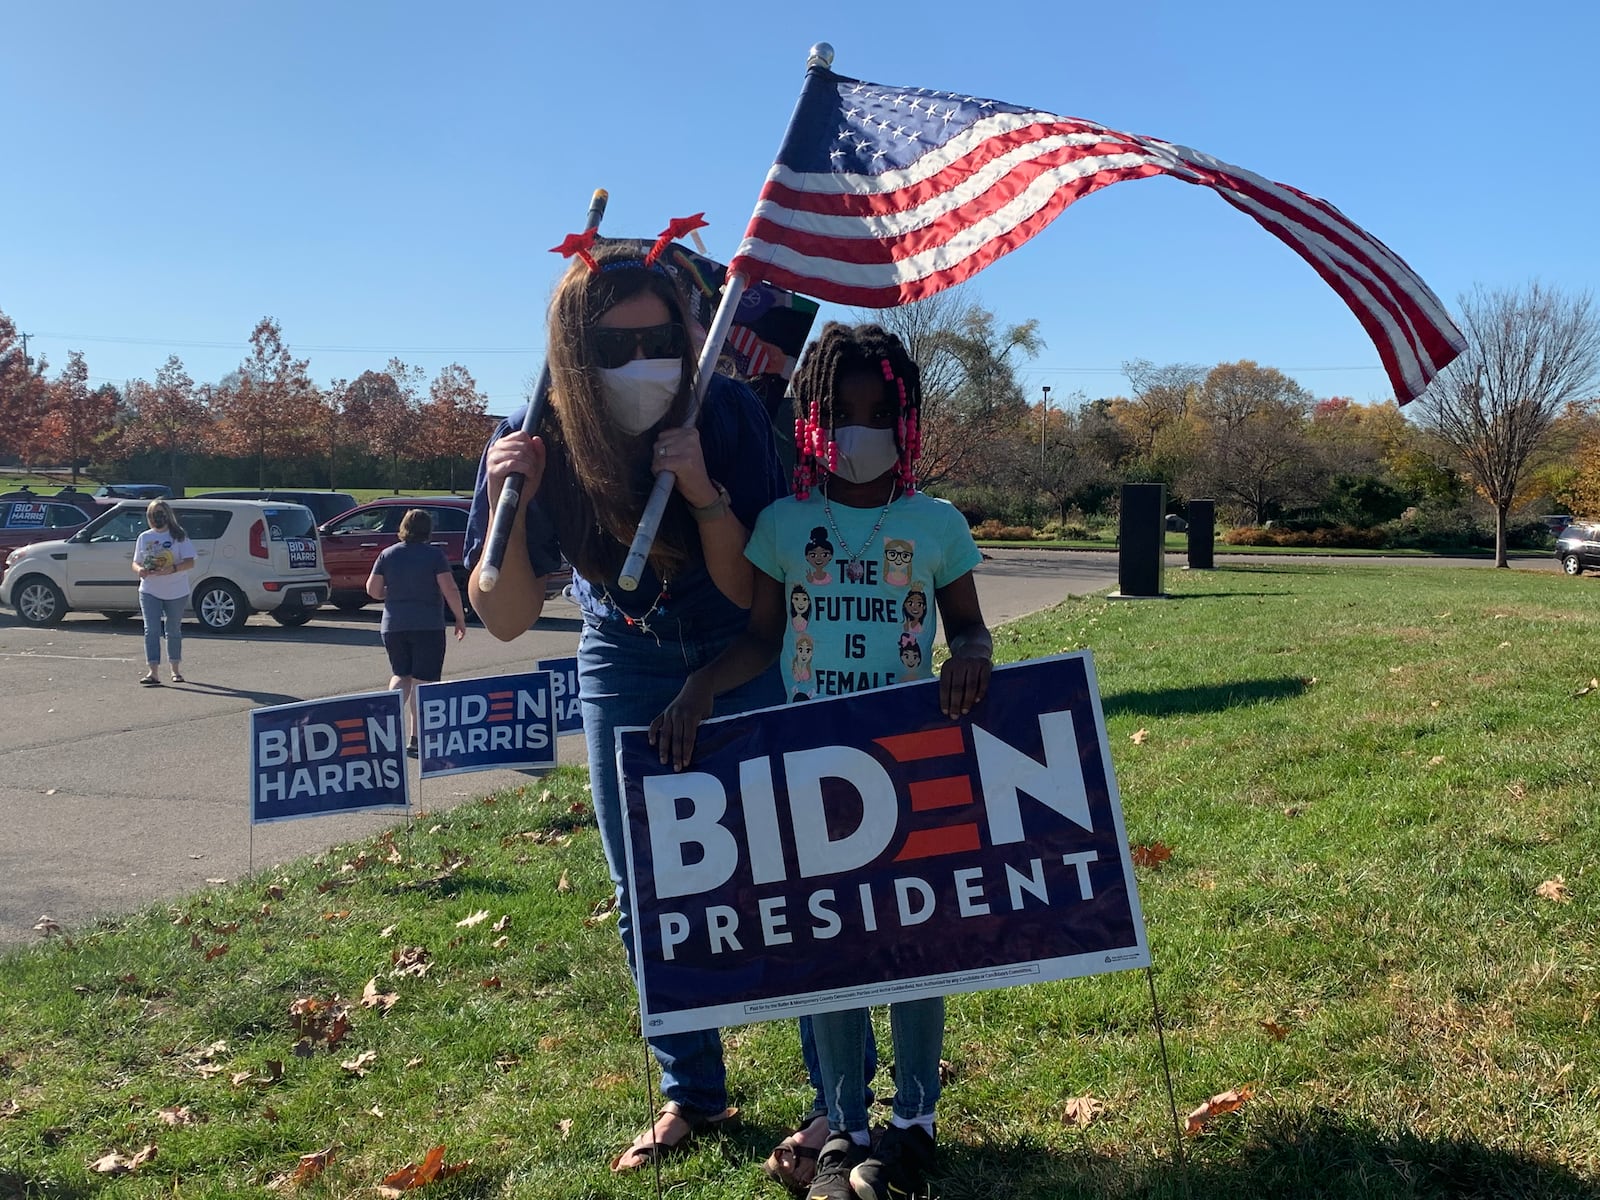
[691,482,732,523]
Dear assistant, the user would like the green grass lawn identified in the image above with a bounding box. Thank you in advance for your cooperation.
[3,565,1597,1199]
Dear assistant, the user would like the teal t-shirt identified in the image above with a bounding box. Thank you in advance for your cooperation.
[745,491,982,702]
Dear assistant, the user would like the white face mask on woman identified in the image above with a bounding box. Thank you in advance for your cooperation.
[599,359,682,435]
[830,425,900,483]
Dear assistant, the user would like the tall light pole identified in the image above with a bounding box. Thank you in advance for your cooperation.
[1039,384,1051,475]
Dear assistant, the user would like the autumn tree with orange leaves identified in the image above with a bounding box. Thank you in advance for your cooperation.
[210,318,322,486]
[421,364,490,491]
[39,352,117,483]
[121,356,210,492]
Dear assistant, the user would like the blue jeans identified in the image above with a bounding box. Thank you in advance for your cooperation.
[139,592,187,666]
[812,997,944,1131]
[578,611,875,1115]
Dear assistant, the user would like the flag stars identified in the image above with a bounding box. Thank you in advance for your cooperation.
[941,108,958,123]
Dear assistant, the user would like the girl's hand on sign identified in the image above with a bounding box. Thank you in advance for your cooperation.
[649,674,715,771]
[940,652,991,718]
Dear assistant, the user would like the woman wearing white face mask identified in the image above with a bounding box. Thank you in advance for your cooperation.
[465,233,830,1172]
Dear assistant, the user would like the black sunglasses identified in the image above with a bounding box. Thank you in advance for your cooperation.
[591,322,686,370]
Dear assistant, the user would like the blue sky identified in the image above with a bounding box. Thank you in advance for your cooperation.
[4,0,1595,418]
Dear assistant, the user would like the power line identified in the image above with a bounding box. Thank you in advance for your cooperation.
[33,331,540,355]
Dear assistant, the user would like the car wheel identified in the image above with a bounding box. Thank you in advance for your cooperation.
[271,608,314,627]
[102,611,137,623]
[14,575,67,626]
[1562,554,1583,576]
[333,596,369,611]
[194,580,249,633]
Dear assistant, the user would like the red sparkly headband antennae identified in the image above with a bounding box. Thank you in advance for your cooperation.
[646,213,709,266]
[549,228,599,272]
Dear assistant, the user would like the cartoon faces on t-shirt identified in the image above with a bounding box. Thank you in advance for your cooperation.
[789,584,811,632]
[767,510,946,699]
[882,538,914,586]
[901,583,927,635]
[804,527,834,585]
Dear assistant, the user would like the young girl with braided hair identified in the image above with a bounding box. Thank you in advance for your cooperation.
[650,321,992,1200]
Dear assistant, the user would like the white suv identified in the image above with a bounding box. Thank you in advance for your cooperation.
[2,500,332,632]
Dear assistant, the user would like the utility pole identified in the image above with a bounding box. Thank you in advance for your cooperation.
[18,331,32,369]
[1039,384,1051,476]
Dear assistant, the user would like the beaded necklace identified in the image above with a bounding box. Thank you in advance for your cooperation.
[821,481,898,584]
[598,575,672,638]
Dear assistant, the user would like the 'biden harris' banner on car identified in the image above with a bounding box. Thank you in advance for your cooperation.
[251,690,408,823]
[616,653,1148,1036]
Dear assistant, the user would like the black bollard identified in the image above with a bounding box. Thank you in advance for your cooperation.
[1116,483,1167,598]
[1187,499,1215,569]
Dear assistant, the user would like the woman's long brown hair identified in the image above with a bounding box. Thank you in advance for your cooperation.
[538,240,700,584]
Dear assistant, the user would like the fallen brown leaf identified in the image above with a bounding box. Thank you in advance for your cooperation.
[204,943,230,962]
[480,976,502,989]
[1536,877,1570,903]
[1574,678,1599,698]
[33,915,63,937]
[1131,842,1173,869]
[1061,1095,1104,1127]
[377,1144,471,1194]
[1184,1084,1256,1135]
[557,1118,573,1138]
[455,909,490,928]
[157,1105,199,1126]
[267,1144,335,1191]
[341,1050,378,1077]
[361,978,399,1012]
[556,871,571,893]
[493,914,511,932]
[1129,728,1150,744]
[1260,1020,1290,1041]
[89,1144,158,1175]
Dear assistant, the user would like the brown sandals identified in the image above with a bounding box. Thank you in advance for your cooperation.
[762,1113,831,1194]
[609,1100,740,1173]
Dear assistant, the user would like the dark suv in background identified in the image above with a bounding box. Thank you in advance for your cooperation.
[195,490,358,526]
[1555,521,1600,575]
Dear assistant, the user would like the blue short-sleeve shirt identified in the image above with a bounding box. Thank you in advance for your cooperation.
[466,373,787,633]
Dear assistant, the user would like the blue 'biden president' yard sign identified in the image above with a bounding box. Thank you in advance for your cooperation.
[416,672,557,777]
[617,652,1149,1036]
[251,690,408,823]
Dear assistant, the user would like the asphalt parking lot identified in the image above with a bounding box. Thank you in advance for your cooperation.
[0,549,1129,946]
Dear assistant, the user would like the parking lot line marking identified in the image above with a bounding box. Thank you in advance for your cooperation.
[0,652,138,663]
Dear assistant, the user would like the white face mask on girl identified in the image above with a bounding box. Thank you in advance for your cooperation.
[830,425,900,484]
[599,359,682,435]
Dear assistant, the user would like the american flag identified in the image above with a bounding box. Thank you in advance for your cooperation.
[728,69,1464,403]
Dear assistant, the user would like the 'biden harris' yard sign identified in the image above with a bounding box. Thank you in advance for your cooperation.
[617,652,1148,1035]
[251,690,408,823]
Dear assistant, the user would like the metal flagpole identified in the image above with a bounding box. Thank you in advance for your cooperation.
[617,42,836,590]
[477,188,609,592]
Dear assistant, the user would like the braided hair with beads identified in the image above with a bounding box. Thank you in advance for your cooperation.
[789,322,924,500]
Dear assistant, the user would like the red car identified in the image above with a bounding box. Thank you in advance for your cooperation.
[0,497,93,573]
[318,496,472,611]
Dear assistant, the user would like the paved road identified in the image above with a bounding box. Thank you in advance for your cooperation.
[0,548,1130,946]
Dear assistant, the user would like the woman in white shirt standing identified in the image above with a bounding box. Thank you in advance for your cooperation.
[132,500,197,686]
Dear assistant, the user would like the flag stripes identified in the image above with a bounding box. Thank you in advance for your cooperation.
[730,71,1463,402]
